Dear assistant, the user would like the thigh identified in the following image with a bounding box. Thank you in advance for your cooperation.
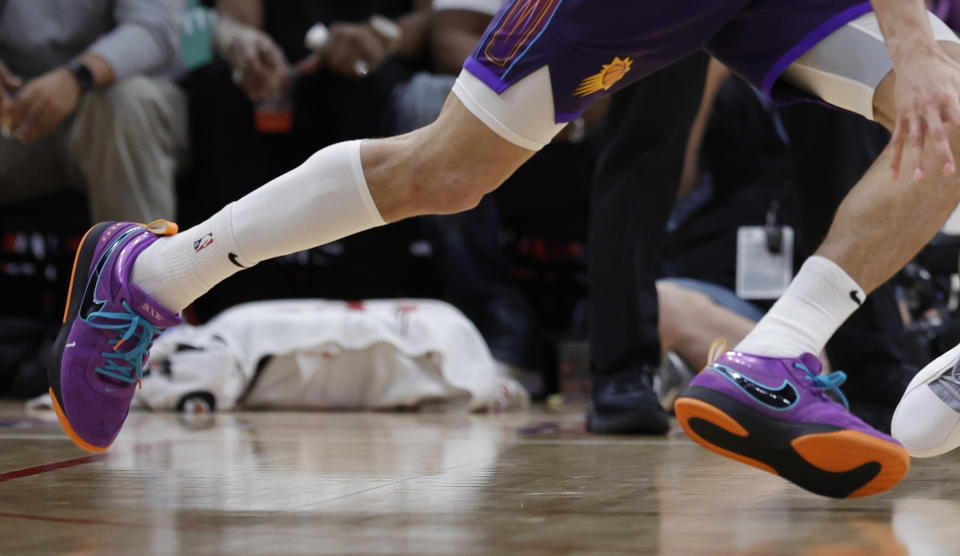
[360,93,537,219]
[788,11,958,123]
[458,0,742,149]
[711,3,960,122]
[709,0,872,107]
[871,39,960,130]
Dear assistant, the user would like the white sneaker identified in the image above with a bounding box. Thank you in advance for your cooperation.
[892,342,960,457]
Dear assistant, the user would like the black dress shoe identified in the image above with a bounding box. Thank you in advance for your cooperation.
[586,367,669,434]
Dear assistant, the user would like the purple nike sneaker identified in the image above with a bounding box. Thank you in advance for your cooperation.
[48,221,181,452]
[674,348,909,498]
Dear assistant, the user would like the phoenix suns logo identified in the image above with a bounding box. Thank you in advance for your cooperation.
[574,56,633,97]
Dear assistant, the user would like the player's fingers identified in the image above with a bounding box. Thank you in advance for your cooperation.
[909,115,926,181]
[890,118,907,180]
[927,106,955,177]
[945,99,960,130]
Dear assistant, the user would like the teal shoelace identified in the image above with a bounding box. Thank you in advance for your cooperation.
[793,361,849,409]
[88,300,160,384]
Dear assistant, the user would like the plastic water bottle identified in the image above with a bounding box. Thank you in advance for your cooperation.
[254,69,296,134]
[253,23,329,134]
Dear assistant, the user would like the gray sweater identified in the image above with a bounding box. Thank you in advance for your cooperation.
[0,0,184,80]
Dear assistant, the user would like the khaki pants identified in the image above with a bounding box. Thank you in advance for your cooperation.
[0,76,187,223]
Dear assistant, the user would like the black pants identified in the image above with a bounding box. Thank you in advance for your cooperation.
[588,53,710,380]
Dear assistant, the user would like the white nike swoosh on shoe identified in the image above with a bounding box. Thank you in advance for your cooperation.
[65,342,77,348]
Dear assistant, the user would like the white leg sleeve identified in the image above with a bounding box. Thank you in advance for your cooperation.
[231,139,384,263]
[132,140,385,312]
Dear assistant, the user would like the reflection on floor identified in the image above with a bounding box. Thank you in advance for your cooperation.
[0,402,955,555]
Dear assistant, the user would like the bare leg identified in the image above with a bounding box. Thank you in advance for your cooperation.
[658,281,832,369]
[364,94,536,221]
[132,95,540,313]
[817,43,960,293]
[656,281,755,368]
[737,42,960,358]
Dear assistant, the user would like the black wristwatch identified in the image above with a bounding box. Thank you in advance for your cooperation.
[66,60,94,93]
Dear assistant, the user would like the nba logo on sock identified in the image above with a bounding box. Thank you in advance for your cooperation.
[193,232,215,253]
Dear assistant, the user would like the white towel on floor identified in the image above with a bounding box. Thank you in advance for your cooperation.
[136,299,525,411]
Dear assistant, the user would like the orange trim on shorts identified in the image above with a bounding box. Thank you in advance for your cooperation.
[484,0,560,67]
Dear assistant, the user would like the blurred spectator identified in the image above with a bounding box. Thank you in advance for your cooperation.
[586,54,710,434]
[388,0,501,132]
[0,0,187,223]
[178,0,433,321]
[181,0,431,223]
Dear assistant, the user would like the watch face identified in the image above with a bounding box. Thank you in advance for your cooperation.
[69,61,94,91]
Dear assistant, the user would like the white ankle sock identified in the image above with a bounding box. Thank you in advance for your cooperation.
[132,140,385,312]
[131,204,247,313]
[734,256,866,358]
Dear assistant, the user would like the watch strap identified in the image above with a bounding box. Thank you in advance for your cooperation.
[66,60,94,92]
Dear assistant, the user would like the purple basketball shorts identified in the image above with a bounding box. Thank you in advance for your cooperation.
[465,0,873,123]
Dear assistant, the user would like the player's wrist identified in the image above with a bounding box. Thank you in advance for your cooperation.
[888,39,943,71]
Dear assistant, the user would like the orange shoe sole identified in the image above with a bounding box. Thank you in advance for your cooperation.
[674,387,909,498]
[48,222,117,453]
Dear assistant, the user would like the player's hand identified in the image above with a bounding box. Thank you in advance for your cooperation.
[297,22,388,79]
[0,58,23,135]
[6,68,80,143]
[889,50,960,182]
[223,27,289,102]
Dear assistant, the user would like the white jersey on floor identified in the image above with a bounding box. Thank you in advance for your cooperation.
[432,0,503,15]
[137,299,522,411]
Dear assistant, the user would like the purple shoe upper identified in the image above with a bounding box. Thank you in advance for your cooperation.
[690,351,898,444]
[58,222,181,448]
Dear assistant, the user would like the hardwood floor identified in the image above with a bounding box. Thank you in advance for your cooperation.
[0,402,953,554]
